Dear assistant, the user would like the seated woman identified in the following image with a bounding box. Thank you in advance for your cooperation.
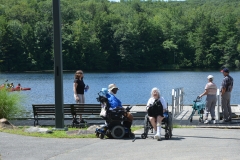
[146,87,167,140]
[106,84,133,129]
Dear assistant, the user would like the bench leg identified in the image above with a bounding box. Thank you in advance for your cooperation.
[34,117,39,126]
[71,115,84,127]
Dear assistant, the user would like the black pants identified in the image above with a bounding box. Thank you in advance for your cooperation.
[123,121,132,129]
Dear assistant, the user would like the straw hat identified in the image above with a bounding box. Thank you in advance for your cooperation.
[108,84,119,91]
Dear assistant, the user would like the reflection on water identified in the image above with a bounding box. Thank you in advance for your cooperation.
[0,71,239,112]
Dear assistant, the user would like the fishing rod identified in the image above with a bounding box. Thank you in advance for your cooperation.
[0,79,8,86]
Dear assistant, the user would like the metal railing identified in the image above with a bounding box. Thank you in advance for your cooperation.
[217,89,221,121]
[171,88,184,117]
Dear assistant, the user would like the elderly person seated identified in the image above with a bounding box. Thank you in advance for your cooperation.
[146,87,167,140]
[106,84,133,129]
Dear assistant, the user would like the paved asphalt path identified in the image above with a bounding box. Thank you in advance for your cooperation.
[1,128,240,160]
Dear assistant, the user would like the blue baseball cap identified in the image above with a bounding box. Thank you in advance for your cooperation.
[221,68,229,73]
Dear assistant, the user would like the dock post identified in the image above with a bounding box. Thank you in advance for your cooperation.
[217,89,220,121]
[172,89,175,117]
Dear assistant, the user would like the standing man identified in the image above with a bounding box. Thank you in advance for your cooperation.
[220,68,234,122]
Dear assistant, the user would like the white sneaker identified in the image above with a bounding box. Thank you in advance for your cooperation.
[204,120,209,124]
[212,120,216,124]
[154,134,161,140]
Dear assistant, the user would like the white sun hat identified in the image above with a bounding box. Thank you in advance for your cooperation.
[108,84,119,92]
[207,75,214,80]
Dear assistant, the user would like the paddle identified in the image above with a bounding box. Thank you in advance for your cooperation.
[0,80,8,86]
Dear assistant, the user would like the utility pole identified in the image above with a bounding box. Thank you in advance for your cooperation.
[53,0,65,129]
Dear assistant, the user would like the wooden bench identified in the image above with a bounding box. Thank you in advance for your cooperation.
[32,104,101,126]
[32,104,132,126]
[70,104,102,123]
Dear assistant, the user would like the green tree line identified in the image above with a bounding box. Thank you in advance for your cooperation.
[0,0,239,71]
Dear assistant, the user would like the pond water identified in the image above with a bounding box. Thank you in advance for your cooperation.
[1,71,239,112]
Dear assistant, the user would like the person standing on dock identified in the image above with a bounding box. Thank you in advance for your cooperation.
[220,68,234,122]
[199,75,217,124]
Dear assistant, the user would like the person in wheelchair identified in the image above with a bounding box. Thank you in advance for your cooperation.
[146,87,167,140]
[106,84,133,129]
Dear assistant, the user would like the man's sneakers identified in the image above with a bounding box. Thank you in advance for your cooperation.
[223,119,232,123]
[204,119,216,124]
[212,119,216,124]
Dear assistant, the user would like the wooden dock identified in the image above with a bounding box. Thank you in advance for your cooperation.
[130,104,240,120]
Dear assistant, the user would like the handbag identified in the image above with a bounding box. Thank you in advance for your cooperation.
[99,102,107,117]
[147,99,163,117]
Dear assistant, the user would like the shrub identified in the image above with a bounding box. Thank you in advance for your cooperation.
[0,88,25,119]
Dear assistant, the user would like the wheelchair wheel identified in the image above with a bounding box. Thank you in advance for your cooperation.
[143,114,150,137]
[141,133,147,139]
[144,124,149,135]
[95,132,99,138]
[169,126,173,138]
[165,113,173,139]
[106,129,112,138]
[111,125,125,139]
[99,133,104,139]
[169,113,173,131]
[190,118,192,122]
[129,132,135,139]
[165,133,170,140]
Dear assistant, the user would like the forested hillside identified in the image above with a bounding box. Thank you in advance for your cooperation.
[0,0,239,71]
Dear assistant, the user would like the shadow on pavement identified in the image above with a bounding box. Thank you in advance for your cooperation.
[174,135,240,141]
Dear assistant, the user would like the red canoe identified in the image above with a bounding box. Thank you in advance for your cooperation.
[0,86,31,91]
[12,87,31,91]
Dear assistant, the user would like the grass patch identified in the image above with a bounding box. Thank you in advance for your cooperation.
[0,126,95,138]
[131,125,143,131]
[0,125,144,138]
[173,124,195,128]
[0,88,26,119]
[1,125,196,138]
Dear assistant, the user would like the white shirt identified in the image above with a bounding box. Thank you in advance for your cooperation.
[146,97,167,110]
[205,82,217,95]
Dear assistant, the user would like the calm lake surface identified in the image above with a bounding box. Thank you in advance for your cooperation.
[1,71,239,112]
